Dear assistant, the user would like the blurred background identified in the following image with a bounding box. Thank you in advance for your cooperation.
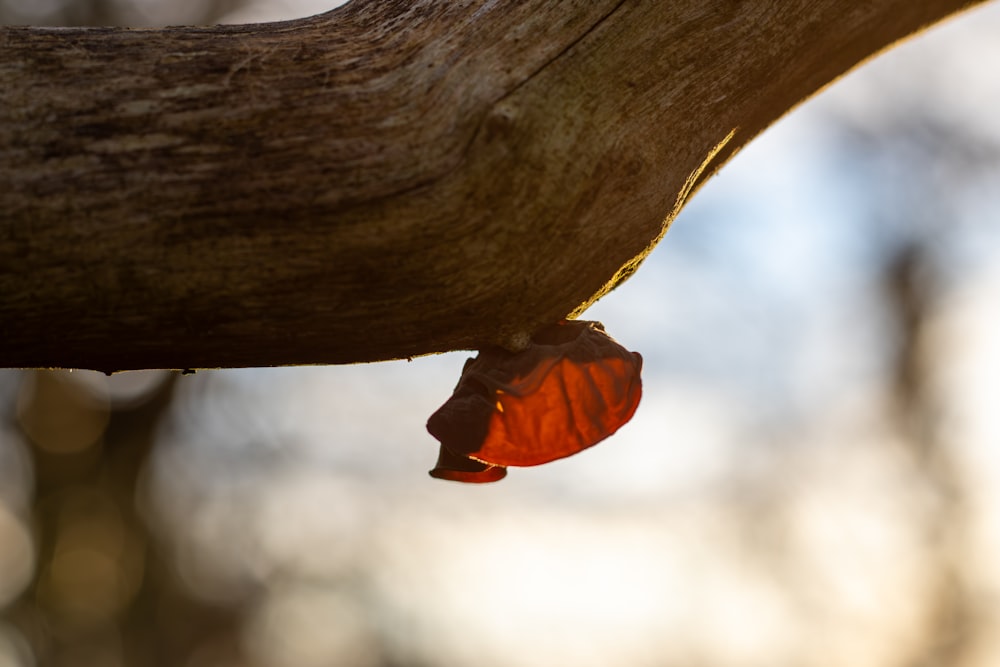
[3,1,1000,665]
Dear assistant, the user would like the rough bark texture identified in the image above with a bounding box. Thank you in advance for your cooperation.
[0,0,989,371]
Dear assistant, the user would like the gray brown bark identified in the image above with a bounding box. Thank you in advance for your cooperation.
[0,0,989,372]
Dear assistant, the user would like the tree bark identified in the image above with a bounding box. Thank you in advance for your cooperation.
[0,0,989,372]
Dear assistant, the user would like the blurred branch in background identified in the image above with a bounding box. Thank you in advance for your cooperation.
[0,0,253,27]
[3,1,1000,667]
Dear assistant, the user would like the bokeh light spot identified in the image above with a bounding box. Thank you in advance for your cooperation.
[16,372,110,455]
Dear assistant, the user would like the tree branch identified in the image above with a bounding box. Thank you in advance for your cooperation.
[0,0,988,371]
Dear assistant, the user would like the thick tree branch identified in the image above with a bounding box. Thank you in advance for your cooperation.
[0,0,989,371]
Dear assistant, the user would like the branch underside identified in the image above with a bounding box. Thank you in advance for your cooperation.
[0,0,988,371]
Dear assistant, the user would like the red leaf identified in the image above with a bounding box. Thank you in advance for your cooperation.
[427,320,642,482]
